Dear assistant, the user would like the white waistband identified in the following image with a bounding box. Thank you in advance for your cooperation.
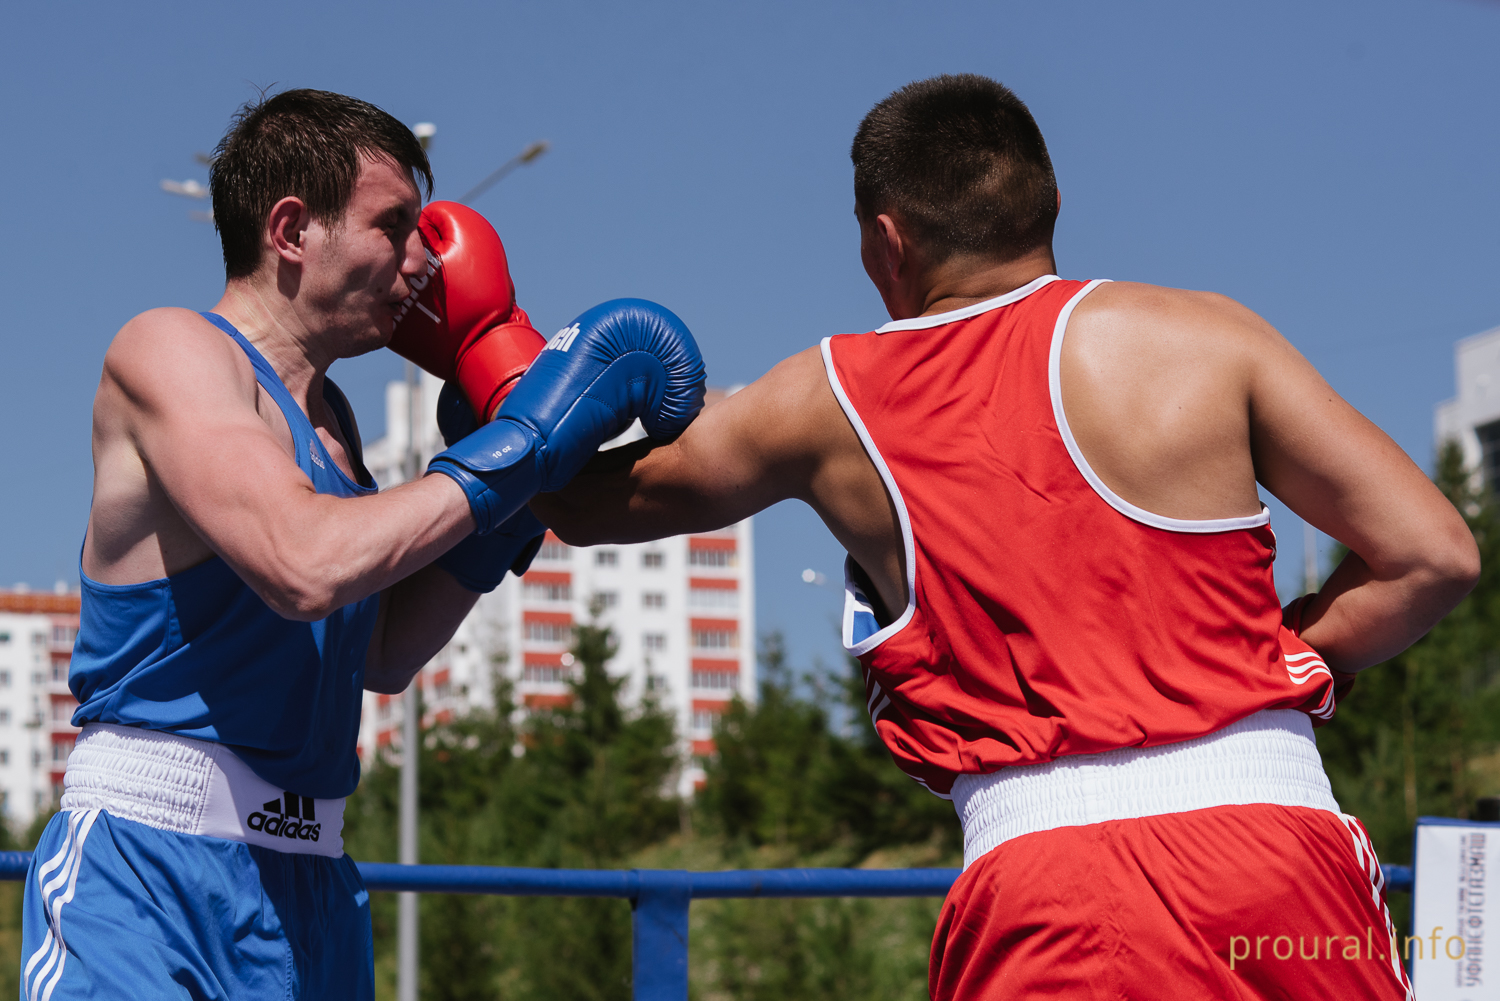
[60,723,344,857]
[951,709,1341,870]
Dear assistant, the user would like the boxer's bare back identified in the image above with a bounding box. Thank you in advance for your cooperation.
[535,212,1476,674]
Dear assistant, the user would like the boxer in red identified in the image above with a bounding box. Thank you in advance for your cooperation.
[534,74,1477,998]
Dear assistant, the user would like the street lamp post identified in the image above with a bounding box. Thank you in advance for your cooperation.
[395,122,545,1001]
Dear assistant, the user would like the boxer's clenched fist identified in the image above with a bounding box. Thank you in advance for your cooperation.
[427,299,706,534]
[388,201,546,421]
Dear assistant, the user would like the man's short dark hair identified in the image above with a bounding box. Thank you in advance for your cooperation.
[852,74,1058,263]
[210,89,434,280]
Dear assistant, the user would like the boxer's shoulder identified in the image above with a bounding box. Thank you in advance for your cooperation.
[1068,281,1279,361]
[102,308,258,402]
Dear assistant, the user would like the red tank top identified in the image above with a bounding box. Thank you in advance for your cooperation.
[824,276,1336,797]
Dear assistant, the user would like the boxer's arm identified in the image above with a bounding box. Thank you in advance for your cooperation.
[362,566,479,694]
[532,345,908,615]
[1241,303,1479,672]
[104,309,476,621]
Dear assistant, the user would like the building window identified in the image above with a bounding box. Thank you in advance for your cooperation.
[433,677,452,702]
[0,709,9,725]
[691,709,721,736]
[51,625,77,647]
[595,550,618,566]
[591,591,619,610]
[642,552,664,569]
[645,674,668,692]
[0,670,10,686]
[0,633,10,644]
[689,548,735,568]
[692,670,738,691]
[525,621,571,644]
[377,700,391,721]
[31,634,46,648]
[643,633,667,652]
[537,540,571,562]
[0,749,9,765]
[51,702,74,722]
[31,673,42,686]
[522,664,570,684]
[51,742,72,764]
[523,581,571,602]
[50,662,67,683]
[692,627,738,650]
[642,592,665,609]
[1479,420,1500,495]
[689,587,737,611]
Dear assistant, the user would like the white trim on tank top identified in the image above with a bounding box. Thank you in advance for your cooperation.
[873,274,1061,333]
[1048,279,1272,534]
[820,338,918,658]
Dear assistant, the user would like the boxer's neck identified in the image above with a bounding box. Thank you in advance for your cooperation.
[213,279,334,420]
[860,211,1056,322]
[909,247,1059,320]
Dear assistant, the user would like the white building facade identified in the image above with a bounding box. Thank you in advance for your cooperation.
[1435,324,1500,493]
[0,588,81,830]
[356,371,755,793]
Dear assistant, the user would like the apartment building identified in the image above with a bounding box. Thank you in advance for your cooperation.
[0,587,81,829]
[1436,324,1500,494]
[357,371,755,793]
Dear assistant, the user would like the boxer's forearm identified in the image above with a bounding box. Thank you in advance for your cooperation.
[207,474,476,621]
[363,564,479,694]
[1299,544,1477,673]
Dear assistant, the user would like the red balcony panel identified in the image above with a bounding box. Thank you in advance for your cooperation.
[523,570,572,586]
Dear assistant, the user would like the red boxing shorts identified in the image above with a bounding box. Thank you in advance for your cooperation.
[931,804,1411,1000]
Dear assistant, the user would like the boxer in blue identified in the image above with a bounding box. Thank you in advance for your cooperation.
[22,89,705,1000]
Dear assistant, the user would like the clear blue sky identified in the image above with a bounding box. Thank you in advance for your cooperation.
[3,0,1497,674]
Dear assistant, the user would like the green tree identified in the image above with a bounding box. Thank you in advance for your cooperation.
[344,606,681,1001]
[688,634,958,1001]
[700,633,959,860]
[1317,441,1500,905]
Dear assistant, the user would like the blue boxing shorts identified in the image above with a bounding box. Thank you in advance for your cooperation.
[20,724,373,1001]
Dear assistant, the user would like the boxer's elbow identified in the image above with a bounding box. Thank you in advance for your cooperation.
[1425,524,1480,605]
[259,580,343,622]
[251,550,350,622]
[1392,518,1481,625]
[529,494,609,547]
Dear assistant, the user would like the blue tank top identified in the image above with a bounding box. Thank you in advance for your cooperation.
[70,312,381,799]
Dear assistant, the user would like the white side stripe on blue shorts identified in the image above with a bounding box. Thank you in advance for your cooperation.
[23,808,102,1001]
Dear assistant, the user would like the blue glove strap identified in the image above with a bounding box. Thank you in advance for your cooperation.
[427,418,544,535]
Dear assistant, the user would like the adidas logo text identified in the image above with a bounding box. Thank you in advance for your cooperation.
[246,791,322,843]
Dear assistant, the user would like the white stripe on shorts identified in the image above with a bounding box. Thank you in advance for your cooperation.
[24,808,101,1001]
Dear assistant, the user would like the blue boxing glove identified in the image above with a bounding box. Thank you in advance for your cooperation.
[427,299,706,534]
[432,382,547,592]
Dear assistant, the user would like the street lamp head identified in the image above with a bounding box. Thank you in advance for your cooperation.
[520,140,549,164]
[412,122,437,151]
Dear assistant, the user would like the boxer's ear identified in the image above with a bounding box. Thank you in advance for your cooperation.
[266,196,311,264]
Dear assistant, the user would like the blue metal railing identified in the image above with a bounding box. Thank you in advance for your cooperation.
[0,852,1416,1000]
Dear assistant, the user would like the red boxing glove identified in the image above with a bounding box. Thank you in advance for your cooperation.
[389,201,547,421]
